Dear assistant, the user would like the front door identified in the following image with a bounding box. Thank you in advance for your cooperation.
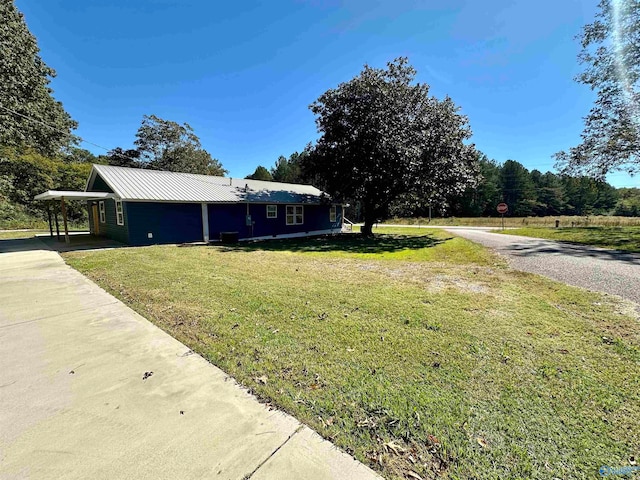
[92,204,100,235]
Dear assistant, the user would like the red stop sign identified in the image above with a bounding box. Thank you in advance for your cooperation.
[497,203,508,214]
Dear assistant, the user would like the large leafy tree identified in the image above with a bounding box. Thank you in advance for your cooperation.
[62,147,97,164]
[133,115,226,175]
[0,147,90,222]
[306,57,479,235]
[100,147,142,168]
[0,1,77,155]
[555,0,640,177]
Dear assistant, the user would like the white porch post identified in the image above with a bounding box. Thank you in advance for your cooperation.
[201,203,209,242]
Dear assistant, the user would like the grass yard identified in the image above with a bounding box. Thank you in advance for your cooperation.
[0,228,89,240]
[498,226,640,253]
[63,227,640,479]
[0,229,49,240]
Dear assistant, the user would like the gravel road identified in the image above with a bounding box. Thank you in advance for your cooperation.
[443,228,640,306]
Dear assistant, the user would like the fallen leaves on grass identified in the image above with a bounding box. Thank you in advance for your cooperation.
[384,440,406,456]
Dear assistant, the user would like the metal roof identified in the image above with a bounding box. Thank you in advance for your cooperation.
[87,164,329,204]
[34,191,115,201]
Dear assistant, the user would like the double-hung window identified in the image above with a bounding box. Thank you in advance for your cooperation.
[286,205,303,225]
[329,205,337,222]
[266,205,277,218]
[99,201,106,223]
[115,200,125,226]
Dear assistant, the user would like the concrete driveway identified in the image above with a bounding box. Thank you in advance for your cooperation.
[0,239,380,480]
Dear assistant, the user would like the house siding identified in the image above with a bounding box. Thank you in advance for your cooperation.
[208,203,342,241]
[208,203,248,240]
[87,198,129,243]
[84,171,342,245]
[127,202,203,246]
[89,175,114,193]
[87,200,341,245]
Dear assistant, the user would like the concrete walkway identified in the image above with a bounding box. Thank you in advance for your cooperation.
[0,240,380,480]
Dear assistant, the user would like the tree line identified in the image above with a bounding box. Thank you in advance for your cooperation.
[447,157,640,218]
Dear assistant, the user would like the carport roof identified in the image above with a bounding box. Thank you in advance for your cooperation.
[34,191,115,201]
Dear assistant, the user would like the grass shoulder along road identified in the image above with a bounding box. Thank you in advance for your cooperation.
[497,226,640,253]
[0,229,50,240]
[383,216,640,228]
[63,227,640,480]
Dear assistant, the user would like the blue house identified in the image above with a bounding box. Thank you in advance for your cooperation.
[37,165,343,245]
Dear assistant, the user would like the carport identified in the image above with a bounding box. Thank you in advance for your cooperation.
[34,190,115,244]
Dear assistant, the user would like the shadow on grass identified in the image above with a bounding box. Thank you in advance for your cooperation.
[215,233,449,255]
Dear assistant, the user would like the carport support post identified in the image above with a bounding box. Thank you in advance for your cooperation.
[47,202,53,238]
[54,210,60,240]
[60,197,70,244]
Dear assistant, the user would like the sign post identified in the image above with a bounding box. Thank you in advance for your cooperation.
[496,203,508,230]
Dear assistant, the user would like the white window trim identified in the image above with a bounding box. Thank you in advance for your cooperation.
[115,200,125,226]
[266,205,277,219]
[286,205,304,225]
[98,201,106,223]
[329,205,337,222]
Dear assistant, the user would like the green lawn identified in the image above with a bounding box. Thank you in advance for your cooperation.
[0,228,88,240]
[63,228,640,479]
[0,229,49,240]
[498,226,640,253]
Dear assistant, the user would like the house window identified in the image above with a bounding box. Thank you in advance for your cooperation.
[115,200,125,226]
[330,205,337,222]
[266,205,277,218]
[99,201,106,223]
[286,205,303,225]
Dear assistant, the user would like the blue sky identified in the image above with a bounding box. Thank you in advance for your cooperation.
[15,0,639,188]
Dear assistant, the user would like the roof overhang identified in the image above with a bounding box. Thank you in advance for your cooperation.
[34,190,116,201]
